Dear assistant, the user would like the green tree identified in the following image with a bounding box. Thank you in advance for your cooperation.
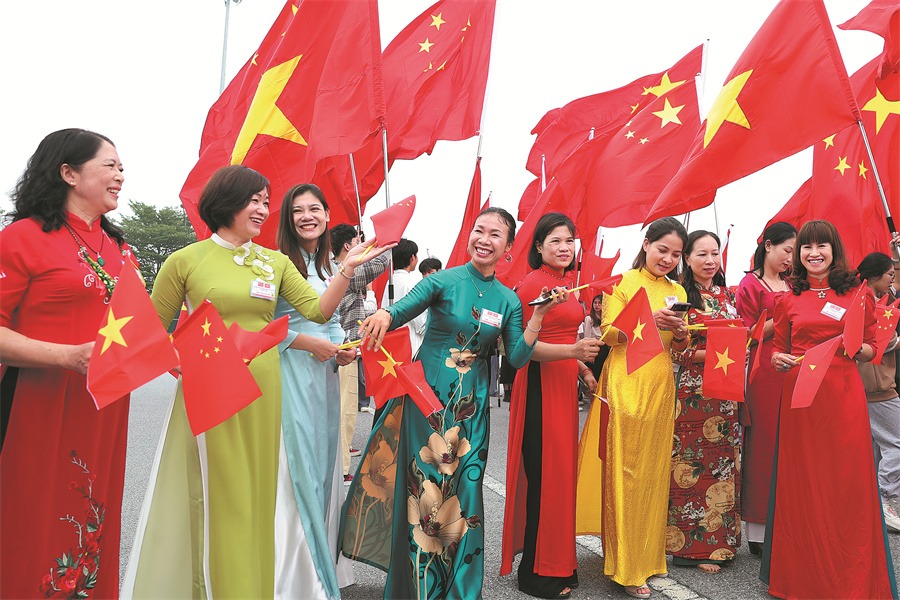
[118,201,196,290]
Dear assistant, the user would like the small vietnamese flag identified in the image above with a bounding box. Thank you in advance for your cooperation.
[396,361,444,417]
[87,264,180,409]
[586,274,623,296]
[747,313,767,383]
[611,286,664,374]
[172,300,262,435]
[228,315,290,364]
[791,335,843,409]
[843,285,867,357]
[361,326,412,408]
[702,325,748,402]
[872,296,900,365]
[370,195,416,246]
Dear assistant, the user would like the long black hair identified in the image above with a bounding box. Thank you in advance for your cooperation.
[276,183,333,280]
[748,221,797,276]
[527,212,576,271]
[631,217,687,276]
[857,252,893,283]
[680,230,727,309]
[11,128,125,246]
[789,220,858,295]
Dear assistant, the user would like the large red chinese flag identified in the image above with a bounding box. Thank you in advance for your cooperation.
[361,327,413,408]
[872,296,900,365]
[396,361,444,417]
[791,335,842,409]
[551,45,705,228]
[227,314,289,364]
[748,313,767,383]
[87,264,179,409]
[173,300,262,435]
[645,0,860,223]
[179,0,385,249]
[843,285,868,357]
[611,286,665,374]
[370,195,416,246]
[702,325,748,402]
[447,158,483,268]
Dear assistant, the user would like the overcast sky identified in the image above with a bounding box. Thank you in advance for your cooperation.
[0,0,881,281]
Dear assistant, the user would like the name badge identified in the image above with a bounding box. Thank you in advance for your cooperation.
[480,308,503,329]
[250,279,277,301]
[664,295,679,308]
[821,302,846,321]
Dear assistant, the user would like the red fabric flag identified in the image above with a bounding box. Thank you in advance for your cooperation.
[843,285,868,357]
[748,313,767,383]
[586,274,623,296]
[525,45,703,179]
[227,315,289,364]
[579,236,621,308]
[872,297,900,365]
[86,264,179,410]
[370,195,416,246]
[396,361,444,417]
[611,286,665,375]
[550,45,705,228]
[172,300,262,435]
[645,0,860,224]
[705,319,746,328]
[179,0,385,249]
[516,178,542,222]
[702,325,748,402]
[596,396,611,461]
[791,335,843,409]
[361,327,413,408]
[839,0,900,77]
[721,225,733,274]
[447,158,482,268]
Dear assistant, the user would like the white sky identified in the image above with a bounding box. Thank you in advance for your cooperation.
[0,0,882,282]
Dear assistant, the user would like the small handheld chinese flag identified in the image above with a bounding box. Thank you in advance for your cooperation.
[172,300,262,435]
[370,196,416,246]
[842,285,867,357]
[747,313,767,383]
[396,361,444,417]
[791,335,842,409]
[611,286,664,374]
[228,315,290,364]
[87,264,179,409]
[703,325,748,402]
[361,327,412,408]
[872,297,900,365]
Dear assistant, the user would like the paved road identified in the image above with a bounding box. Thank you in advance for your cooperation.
[122,376,900,599]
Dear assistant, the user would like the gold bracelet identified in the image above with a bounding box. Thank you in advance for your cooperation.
[337,262,353,280]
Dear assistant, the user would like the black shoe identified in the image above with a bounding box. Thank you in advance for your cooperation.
[748,541,762,557]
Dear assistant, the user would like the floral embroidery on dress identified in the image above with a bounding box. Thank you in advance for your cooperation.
[39,451,104,599]
[232,245,276,281]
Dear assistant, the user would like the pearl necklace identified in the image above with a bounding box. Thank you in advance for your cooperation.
[466,269,495,298]
[809,286,831,299]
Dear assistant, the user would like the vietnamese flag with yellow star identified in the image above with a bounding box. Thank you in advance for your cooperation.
[702,325,748,402]
[87,264,179,410]
[396,361,444,417]
[361,326,413,408]
[179,0,385,248]
[645,0,860,224]
[791,335,843,409]
[611,286,664,375]
[172,300,262,435]
[872,295,900,365]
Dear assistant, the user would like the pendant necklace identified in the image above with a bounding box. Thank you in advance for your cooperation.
[810,286,831,299]
[467,270,495,298]
[64,222,106,266]
[63,222,116,298]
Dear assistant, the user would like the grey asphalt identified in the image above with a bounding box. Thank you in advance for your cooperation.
[122,377,900,599]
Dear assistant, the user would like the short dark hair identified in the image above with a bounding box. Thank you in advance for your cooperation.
[749,221,797,275]
[276,182,332,279]
[477,206,516,243]
[790,220,858,295]
[198,165,269,233]
[330,223,358,257]
[857,252,894,283]
[419,257,442,274]
[392,238,418,270]
[527,212,576,271]
[631,217,688,271]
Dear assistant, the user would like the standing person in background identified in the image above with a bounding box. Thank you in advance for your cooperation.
[0,129,135,599]
[765,220,895,600]
[577,294,610,388]
[734,221,796,556]
[331,223,391,481]
[501,212,601,599]
[382,238,427,355]
[580,217,689,599]
[668,230,743,573]
[419,257,442,277]
[856,251,900,533]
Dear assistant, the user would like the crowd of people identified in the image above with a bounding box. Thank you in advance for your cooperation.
[1,128,898,600]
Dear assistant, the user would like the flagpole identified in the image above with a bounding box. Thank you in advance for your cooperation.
[219,0,243,93]
[348,153,363,231]
[856,119,900,260]
[381,127,395,306]
[541,154,546,192]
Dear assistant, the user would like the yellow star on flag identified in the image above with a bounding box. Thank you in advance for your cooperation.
[423,62,433,72]
[714,348,735,374]
[862,86,899,134]
[639,137,649,145]
[808,364,817,371]
[884,309,894,319]
[652,98,685,128]
[834,156,850,175]
[632,319,646,341]
[704,69,752,148]
[859,161,869,179]
[98,309,133,354]
[630,103,640,114]
[201,318,212,336]
[231,55,307,165]
[378,355,403,378]
[625,130,635,139]
[430,12,445,30]
[645,72,686,98]
[822,134,836,149]
[419,38,434,53]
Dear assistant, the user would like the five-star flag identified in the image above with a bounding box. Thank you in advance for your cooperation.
[87,264,179,410]
[791,335,843,409]
[172,300,262,435]
[179,0,385,248]
[872,295,900,365]
[610,286,664,375]
[644,0,860,224]
[369,195,416,247]
[228,315,290,364]
[361,327,413,408]
[396,361,444,417]
[703,324,748,402]
[843,285,868,358]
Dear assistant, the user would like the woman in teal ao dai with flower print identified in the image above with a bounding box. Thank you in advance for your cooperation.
[342,208,566,599]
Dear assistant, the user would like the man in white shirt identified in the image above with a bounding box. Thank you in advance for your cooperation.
[381,238,427,355]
